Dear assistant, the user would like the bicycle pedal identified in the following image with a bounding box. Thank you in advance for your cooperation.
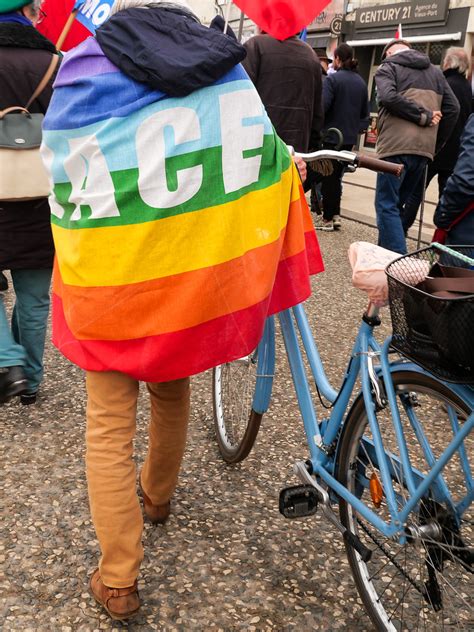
[279,485,319,519]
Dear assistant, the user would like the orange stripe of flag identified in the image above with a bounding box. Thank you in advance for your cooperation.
[55,208,307,340]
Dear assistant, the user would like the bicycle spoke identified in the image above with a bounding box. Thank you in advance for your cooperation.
[338,372,472,631]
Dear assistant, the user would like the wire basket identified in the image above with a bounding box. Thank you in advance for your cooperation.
[386,245,474,384]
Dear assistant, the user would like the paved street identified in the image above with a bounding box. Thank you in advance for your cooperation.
[1,218,393,631]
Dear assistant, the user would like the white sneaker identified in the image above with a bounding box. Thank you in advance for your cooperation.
[333,215,341,230]
[314,216,334,231]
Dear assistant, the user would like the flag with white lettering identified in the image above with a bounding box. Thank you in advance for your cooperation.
[73,0,114,33]
[41,39,323,381]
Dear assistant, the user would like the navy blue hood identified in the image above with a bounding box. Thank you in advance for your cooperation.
[96,7,246,97]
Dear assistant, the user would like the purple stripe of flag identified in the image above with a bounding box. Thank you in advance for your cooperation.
[55,37,119,87]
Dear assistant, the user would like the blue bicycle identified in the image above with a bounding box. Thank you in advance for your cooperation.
[213,150,473,631]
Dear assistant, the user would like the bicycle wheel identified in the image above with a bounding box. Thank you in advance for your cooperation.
[212,351,263,464]
[337,370,473,631]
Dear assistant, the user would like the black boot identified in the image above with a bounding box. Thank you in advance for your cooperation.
[0,366,28,403]
[20,392,37,406]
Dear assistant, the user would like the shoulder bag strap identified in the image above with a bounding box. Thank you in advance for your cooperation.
[447,201,474,232]
[25,53,60,110]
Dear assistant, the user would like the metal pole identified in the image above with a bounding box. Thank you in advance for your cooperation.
[416,163,429,249]
[237,9,245,42]
[223,0,233,35]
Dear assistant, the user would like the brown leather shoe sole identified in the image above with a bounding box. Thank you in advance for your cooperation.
[139,474,171,525]
[90,569,140,621]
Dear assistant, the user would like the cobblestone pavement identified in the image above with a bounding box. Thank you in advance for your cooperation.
[1,219,390,631]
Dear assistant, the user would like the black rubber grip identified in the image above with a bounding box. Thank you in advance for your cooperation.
[343,530,373,562]
[356,152,403,177]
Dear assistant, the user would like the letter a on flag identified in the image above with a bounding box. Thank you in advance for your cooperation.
[231,0,333,41]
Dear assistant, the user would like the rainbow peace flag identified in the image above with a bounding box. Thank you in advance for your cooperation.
[41,38,323,382]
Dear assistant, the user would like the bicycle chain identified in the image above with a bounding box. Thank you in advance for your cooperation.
[357,518,425,596]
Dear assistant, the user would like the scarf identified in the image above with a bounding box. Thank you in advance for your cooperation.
[0,12,31,25]
[41,38,323,382]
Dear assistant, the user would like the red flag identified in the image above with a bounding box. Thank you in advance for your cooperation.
[37,0,90,51]
[232,0,332,41]
[394,23,403,39]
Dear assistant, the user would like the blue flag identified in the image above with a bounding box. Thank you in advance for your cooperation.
[73,0,114,33]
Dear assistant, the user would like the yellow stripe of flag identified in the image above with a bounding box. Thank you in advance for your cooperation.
[53,165,298,287]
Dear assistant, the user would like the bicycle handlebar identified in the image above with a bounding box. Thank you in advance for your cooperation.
[292,149,403,177]
[355,153,403,177]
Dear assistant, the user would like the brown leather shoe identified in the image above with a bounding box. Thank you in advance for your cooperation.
[139,475,171,525]
[90,569,140,621]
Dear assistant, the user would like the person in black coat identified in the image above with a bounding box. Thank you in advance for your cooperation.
[0,0,57,404]
[242,32,323,153]
[433,114,474,247]
[316,43,369,231]
[401,47,472,233]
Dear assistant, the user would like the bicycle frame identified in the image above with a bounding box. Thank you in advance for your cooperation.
[252,304,473,540]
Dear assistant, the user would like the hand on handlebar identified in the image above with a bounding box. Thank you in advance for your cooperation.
[293,155,307,183]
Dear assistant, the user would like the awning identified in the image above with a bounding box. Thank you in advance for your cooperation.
[307,34,331,48]
[347,32,462,46]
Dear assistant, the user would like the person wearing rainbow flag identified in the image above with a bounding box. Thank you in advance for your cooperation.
[41,0,323,619]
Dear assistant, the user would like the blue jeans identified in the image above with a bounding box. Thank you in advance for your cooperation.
[375,155,428,254]
[0,268,52,393]
[401,164,450,233]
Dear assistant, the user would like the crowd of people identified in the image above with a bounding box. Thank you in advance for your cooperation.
[0,0,473,621]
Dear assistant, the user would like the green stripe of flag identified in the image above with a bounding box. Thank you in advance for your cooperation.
[51,135,291,230]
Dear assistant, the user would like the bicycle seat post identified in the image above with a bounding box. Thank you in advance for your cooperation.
[363,302,381,327]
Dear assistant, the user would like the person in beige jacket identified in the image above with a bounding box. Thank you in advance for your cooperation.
[374,39,459,254]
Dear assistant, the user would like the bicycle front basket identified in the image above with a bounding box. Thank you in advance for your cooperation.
[386,245,474,384]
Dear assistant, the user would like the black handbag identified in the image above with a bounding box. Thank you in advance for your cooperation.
[409,263,474,371]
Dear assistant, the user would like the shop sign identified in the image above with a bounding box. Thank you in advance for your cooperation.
[356,0,448,29]
[330,16,342,35]
[308,0,344,32]
[363,115,378,149]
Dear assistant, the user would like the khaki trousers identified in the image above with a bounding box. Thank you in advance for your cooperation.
[85,371,190,587]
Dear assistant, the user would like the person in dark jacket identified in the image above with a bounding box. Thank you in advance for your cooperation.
[374,39,459,254]
[316,43,369,231]
[242,31,323,153]
[433,114,474,246]
[0,0,57,404]
[401,47,472,233]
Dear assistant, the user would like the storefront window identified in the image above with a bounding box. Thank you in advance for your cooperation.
[374,46,385,66]
[369,80,378,113]
[410,42,426,53]
[429,43,446,65]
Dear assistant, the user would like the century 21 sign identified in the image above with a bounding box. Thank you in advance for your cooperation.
[355,0,448,28]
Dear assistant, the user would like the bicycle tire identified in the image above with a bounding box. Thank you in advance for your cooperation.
[337,370,472,631]
[212,356,263,464]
